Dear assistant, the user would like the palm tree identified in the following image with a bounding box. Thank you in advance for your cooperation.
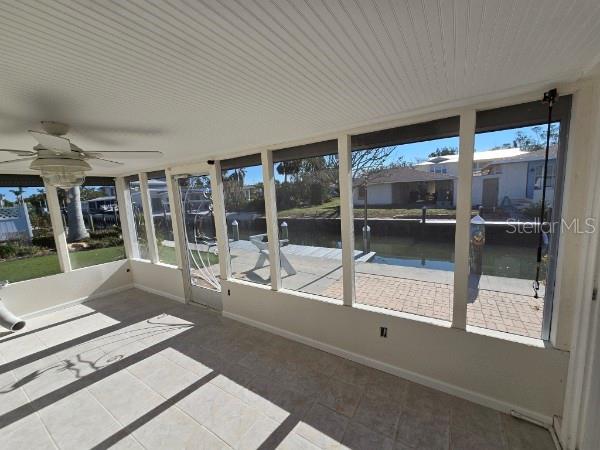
[66,186,89,242]
[276,161,302,183]
[9,187,25,203]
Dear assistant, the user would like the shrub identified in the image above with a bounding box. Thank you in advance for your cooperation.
[0,244,17,259]
[85,237,124,250]
[0,243,45,259]
[89,228,121,240]
[32,234,57,250]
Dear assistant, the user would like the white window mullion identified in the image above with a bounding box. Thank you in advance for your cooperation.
[115,176,138,260]
[452,109,476,329]
[338,134,355,307]
[44,182,72,273]
[139,173,159,264]
[208,161,231,281]
[261,150,282,290]
[165,169,184,269]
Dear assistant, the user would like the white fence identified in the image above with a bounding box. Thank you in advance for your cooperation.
[0,203,33,242]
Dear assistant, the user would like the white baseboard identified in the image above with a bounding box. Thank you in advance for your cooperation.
[223,310,553,426]
[132,283,186,303]
[22,284,135,320]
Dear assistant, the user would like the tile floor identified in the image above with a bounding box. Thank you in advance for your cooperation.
[0,289,554,449]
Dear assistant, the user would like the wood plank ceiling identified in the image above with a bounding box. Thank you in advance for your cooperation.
[1,0,600,174]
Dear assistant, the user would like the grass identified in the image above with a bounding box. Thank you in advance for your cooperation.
[277,197,461,219]
[69,246,126,270]
[1,246,126,283]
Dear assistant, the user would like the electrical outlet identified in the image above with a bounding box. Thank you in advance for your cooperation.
[227,289,231,296]
[380,326,388,338]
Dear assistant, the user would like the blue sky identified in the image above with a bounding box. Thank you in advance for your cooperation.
[0,125,543,200]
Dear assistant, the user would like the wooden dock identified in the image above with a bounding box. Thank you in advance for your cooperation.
[163,240,375,262]
[229,240,375,262]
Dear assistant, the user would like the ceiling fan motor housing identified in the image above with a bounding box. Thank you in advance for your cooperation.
[40,121,69,136]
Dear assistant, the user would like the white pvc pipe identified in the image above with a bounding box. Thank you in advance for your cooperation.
[0,282,25,331]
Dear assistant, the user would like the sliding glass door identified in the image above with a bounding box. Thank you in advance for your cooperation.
[177,174,222,310]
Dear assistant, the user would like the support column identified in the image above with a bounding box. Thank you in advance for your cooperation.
[338,134,355,307]
[139,173,159,264]
[44,182,71,273]
[261,150,281,290]
[452,109,476,329]
[115,177,138,260]
[209,161,231,280]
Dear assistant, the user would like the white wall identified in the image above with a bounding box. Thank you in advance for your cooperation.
[222,279,569,422]
[471,162,529,206]
[353,183,391,206]
[1,259,132,317]
[129,259,186,303]
[498,162,529,201]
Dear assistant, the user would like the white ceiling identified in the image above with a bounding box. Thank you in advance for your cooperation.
[1,0,600,175]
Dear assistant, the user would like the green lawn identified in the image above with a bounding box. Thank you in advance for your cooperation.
[69,246,126,270]
[277,197,462,219]
[1,246,126,283]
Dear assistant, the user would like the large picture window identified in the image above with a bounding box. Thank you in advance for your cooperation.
[273,140,343,300]
[0,176,60,282]
[222,156,269,286]
[59,178,125,269]
[350,117,460,322]
[467,98,571,339]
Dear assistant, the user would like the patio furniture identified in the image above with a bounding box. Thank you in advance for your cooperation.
[249,233,297,275]
[195,233,218,254]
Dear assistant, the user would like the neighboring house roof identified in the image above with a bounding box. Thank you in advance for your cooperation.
[416,147,558,166]
[492,146,557,163]
[355,166,455,187]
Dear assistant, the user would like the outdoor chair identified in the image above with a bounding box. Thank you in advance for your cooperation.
[249,233,297,275]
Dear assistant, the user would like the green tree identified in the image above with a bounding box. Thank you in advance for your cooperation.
[276,160,302,183]
[9,187,25,203]
[80,187,106,201]
[493,123,560,151]
[428,146,457,158]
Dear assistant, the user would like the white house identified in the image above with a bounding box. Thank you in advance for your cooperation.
[354,147,557,210]
[414,147,557,209]
[353,166,456,207]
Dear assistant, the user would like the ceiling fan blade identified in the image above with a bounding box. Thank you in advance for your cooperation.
[28,130,72,154]
[0,148,36,156]
[84,151,163,160]
[87,156,124,167]
[0,156,37,166]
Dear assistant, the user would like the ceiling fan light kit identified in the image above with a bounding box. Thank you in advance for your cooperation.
[30,157,90,189]
[0,121,163,188]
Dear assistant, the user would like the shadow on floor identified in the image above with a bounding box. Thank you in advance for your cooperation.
[0,289,555,449]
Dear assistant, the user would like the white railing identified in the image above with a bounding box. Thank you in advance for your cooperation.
[0,202,33,242]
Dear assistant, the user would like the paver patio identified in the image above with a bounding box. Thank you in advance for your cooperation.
[197,240,545,339]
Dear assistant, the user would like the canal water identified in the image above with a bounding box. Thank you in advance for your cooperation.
[232,219,541,280]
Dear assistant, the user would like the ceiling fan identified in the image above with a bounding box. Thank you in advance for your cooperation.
[0,121,162,188]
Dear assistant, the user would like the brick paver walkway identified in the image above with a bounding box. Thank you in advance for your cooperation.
[322,273,543,339]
